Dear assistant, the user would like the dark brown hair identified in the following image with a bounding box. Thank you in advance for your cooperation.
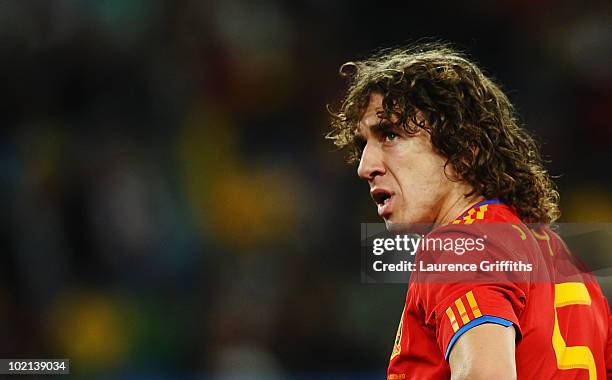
[328,42,560,223]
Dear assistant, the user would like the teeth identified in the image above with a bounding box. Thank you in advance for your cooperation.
[372,192,392,205]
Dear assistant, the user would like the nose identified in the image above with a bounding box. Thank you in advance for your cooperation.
[357,142,385,181]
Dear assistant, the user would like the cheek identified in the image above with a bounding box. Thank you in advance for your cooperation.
[387,137,448,196]
[395,156,448,200]
[420,149,449,182]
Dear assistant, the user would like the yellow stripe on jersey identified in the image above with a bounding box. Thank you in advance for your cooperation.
[446,307,460,332]
[454,298,470,324]
[465,290,482,318]
[447,291,483,333]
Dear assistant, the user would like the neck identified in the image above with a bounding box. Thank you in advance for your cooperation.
[435,190,485,226]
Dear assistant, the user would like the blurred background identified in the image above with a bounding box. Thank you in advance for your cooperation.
[0,0,610,378]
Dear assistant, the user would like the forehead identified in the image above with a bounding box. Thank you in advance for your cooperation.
[358,93,385,133]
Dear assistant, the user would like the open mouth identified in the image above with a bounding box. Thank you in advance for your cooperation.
[371,188,393,206]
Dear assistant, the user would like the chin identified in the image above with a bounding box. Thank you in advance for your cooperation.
[385,216,430,234]
[385,218,408,233]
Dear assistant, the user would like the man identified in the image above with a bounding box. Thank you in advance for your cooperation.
[328,43,611,379]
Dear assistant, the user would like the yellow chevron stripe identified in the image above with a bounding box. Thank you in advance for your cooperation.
[465,290,482,318]
[446,306,459,332]
[454,298,470,324]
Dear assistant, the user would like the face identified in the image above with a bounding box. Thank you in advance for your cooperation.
[356,93,456,228]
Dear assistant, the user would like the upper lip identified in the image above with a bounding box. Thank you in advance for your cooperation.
[370,188,393,205]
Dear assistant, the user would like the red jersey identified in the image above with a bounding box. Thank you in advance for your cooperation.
[388,200,612,379]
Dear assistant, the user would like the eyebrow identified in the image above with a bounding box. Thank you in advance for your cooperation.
[371,119,394,132]
[353,119,398,149]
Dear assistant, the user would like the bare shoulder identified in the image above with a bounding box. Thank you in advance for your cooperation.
[449,323,517,380]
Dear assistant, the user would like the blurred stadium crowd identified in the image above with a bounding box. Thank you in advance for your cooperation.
[0,0,610,378]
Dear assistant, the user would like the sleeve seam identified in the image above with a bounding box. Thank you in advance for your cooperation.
[444,315,514,360]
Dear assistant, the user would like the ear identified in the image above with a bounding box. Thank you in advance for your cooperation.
[442,160,462,182]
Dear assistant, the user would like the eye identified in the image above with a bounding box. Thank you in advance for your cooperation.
[385,131,398,142]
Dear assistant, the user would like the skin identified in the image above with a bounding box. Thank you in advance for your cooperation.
[357,93,517,379]
[356,93,482,227]
[449,324,517,380]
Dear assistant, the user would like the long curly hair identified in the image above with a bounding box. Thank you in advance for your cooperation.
[328,42,560,224]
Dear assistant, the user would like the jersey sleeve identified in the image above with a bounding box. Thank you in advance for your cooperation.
[425,283,526,360]
[414,225,530,360]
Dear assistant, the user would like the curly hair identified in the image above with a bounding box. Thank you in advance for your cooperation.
[328,42,560,224]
